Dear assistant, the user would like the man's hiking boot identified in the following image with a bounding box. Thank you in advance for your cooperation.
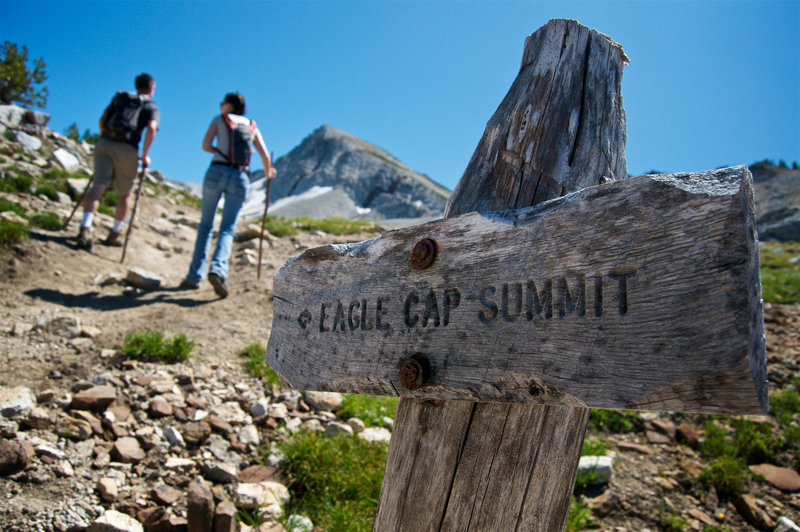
[208,273,229,298]
[102,230,123,247]
[76,227,92,250]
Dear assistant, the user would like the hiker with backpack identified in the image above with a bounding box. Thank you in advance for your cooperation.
[76,73,160,250]
[181,92,276,298]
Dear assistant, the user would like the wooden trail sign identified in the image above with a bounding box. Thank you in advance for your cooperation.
[266,19,767,531]
[268,167,767,414]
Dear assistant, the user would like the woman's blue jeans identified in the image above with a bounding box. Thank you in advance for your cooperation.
[186,164,248,285]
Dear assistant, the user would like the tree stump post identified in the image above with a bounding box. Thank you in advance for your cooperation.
[374,19,627,531]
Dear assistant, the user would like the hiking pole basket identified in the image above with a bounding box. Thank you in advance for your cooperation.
[257,175,272,280]
[120,166,147,264]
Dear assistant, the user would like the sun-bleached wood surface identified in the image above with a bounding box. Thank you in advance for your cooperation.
[267,18,766,531]
[268,167,767,414]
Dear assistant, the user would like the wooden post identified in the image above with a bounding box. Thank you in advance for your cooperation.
[266,18,766,531]
[376,20,625,530]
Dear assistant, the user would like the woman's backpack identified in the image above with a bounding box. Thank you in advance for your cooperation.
[217,114,257,169]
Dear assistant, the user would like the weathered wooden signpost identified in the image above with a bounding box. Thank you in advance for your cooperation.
[267,19,767,531]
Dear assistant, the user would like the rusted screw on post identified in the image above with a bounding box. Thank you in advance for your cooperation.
[410,238,437,270]
[400,354,430,390]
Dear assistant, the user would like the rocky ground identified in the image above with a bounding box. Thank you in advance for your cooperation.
[1,116,800,531]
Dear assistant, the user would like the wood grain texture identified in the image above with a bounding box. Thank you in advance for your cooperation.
[268,167,767,414]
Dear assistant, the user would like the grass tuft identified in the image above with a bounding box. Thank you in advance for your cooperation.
[29,211,62,230]
[336,394,397,428]
[239,343,281,388]
[121,330,194,362]
[275,430,387,532]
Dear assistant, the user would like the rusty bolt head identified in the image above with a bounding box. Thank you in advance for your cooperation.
[410,238,437,270]
[399,354,430,390]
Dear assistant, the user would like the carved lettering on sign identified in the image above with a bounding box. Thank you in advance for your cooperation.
[297,270,636,332]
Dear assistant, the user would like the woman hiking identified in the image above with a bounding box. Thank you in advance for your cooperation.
[182,92,276,297]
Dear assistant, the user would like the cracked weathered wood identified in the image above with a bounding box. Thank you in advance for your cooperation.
[266,18,766,531]
[267,167,767,414]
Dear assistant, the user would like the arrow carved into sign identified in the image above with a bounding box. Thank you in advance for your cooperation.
[267,166,767,414]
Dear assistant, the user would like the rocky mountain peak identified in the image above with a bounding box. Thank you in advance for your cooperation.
[242,125,450,223]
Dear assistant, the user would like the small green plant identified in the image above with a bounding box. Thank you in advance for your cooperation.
[0,219,28,248]
[581,437,609,457]
[276,430,387,532]
[336,394,397,428]
[121,330,194,362]
[239,343,281,388]
[699,456,748,497]
[658,505,688,532]
[565,496,595,531]
[29,211,62,230]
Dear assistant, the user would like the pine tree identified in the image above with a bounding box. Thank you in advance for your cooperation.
[0,41,48,108]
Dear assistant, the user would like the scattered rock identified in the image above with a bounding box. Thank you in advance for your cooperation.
[152,484,182,505]
[749,463,800,492]
[51,148,82,173]
[187,480,215,532]
[214,500,238,532]
[125,268,162,290]
[71,386,117,411]
[87,508,143,532]
[578,455,613,485]
[734,493,775,530]
[111,436,145,463]
[0,386,37,418]
[97,477,119,502]
[0,438,34,475]
[358,427,391,443]
[304,391,342,412]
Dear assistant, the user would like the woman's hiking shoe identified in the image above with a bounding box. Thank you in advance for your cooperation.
[208,273,229,298]
[102,230,123,247]
[76,227,92,250]
[179,279,200,290]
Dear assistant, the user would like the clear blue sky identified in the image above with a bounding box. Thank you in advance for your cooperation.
[3,1,799,191]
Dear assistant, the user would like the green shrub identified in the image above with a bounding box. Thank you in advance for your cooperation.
[0,197,27,217]
[275,430,387,532]
[699,456,748,497]
[239,343,281,388]
[260,215,379,238]
[566,496,595,531]
[336,394,397,428]
[771,387,800,425]
[29,211,62,230]
[121,330,194,362]
[103,189,118,207]
[760,241,800,304]
[699,421,736,460]
[0,169,33,193]
[34,182,59,201]
[588,409,637,433]
[97,204,113,216]
[731,418,781,464]
[0,219,28,247]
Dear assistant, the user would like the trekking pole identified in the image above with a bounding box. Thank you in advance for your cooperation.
[257,168,272,280]
[120,165,147,264]
[62,174,95,231]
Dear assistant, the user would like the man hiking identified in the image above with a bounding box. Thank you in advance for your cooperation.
[76,73,159,250]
